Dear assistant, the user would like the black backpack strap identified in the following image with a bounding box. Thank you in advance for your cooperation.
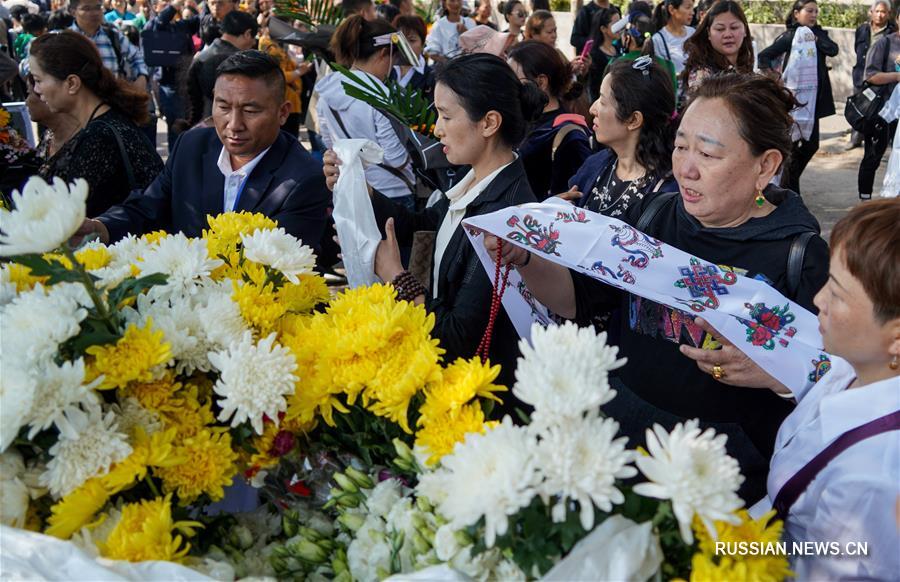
[636,190,677,233]
[773,409,900,521]
[786,231,815,299]
[102,24,127,79]
[95,118,137,191]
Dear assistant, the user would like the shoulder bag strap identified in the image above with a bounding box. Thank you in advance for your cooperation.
[773,409,900,521]
[636,190,677,232]
[657,31,672,62]
[786,231,815,299]
[103,25,127,78]
[551,123,586,162]
[95,118,138,191]
[329,105,414,194]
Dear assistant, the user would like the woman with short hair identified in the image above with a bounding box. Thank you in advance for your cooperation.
[488,73,830,500]
[28,31,163,216]
[747,199,900,580]
[524,9,556,46]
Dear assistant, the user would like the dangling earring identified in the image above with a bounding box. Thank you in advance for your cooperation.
[755,190,766,208]
[891,354,899,370]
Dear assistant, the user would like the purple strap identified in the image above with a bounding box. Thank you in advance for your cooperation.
[773,409,900,522]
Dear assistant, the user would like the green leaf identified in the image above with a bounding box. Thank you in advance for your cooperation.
[10,253,84,285]
[107,272,169,309]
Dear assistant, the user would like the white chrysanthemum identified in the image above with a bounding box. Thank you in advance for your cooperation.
[127,293,212,374]
[91,235,149,288]
[196,281,249,350]
[513,322,626,425]
[0,283,88,367]
[0,266,17,307]
[40,406,132,498]
[0,177,88,256]
[138,233,223,297]
[240,228,316,284]
[416,416,538,548]
[0,363,35,451]
[532,413,636,530]
[633,420,744,543]
[208,331,298,434]
[0,450,29,528]
[25,358,100,439]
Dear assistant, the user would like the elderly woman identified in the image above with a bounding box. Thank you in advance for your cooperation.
[487,73,829,501]
[728,200,898,580]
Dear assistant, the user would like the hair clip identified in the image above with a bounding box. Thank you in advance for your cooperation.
[632,55,652,77]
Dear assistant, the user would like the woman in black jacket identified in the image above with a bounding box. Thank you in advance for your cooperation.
[324,54,546,392]
[758,0,838,195]
[850,1,895,147]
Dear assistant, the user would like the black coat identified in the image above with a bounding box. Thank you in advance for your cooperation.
[98,127,331,253]
[186,38,240,125]
[370,159,536,393]
[758,25,839,118]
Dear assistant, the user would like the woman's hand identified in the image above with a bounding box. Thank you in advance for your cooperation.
[572,54,591,77]
[375,218,404,283]
[323,149,342,192]
[484,234,530,267]
[555,185,582,202]
[679,317,792,395]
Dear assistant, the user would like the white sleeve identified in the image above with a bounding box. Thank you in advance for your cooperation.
[425,20,447,56]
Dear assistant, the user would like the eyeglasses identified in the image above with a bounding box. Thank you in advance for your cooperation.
[513,10,527,17]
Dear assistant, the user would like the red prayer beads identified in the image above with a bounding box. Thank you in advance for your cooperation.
[476,239,513,362]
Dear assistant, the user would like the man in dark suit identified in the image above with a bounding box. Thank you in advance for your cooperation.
[75,50,330,252]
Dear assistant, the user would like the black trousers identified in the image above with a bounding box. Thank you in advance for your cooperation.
[858,120,898,195]
[782,118,820,196]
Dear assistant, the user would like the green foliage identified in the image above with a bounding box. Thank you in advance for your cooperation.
[273,0,342,27]
[549,0,571,11]
[106,272,168,311]
[332,63,437,136]
[742,0,867,28]
[471,497,590,576]
[11,253,82,286]
[315,398,415,468]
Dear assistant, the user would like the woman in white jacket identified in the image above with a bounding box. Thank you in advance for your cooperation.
[316,16,416,208]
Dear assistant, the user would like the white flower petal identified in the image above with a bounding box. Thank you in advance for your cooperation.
[0,177,88,256]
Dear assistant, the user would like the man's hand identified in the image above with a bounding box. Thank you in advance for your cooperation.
[71,219,110,246]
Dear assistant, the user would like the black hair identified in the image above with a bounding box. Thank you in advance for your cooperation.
[331,15,395,67]
[392,14,427,44]
[221,10,259,36]
[47,9,74,30]
[504,0,524,20]
[589,6,622,46]
[605,58,676,175]
[786,0,817,27]
[21,13,47,35]
[10,5,29,22]
[215,49,286,100]
[377,3,400,22]
[435,53,547,148]
[342,0,374,17]
[508,40,572,100]
[531,0,550,10]
[121,23,140,47]
[652,0,690,31]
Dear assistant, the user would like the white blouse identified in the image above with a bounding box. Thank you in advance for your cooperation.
[750,356,900,580]
[424,16,476,59]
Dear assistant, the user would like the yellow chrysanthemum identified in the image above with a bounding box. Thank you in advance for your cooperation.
[158,389,215,439]
[157,429,238,505]
[5,263,46,291]
[232,280,286,335]
[140,230,168,245]
[278,274,330,314]
[120,373,182,412]
[101,427,185,493]
[689,510,792,582]
[76,246,113,270]
[86,319,172,390]
[418,357,506,423]
[98,495,200,563]
[415,404,493,466]
[203,212,277,279]
[46,478,110,539]
[0,108,10,127]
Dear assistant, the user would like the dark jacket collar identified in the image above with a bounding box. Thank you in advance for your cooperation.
[467,157,529,210]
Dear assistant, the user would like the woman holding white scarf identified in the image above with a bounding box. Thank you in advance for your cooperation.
[324,54,546,391]
[758,0,838,196]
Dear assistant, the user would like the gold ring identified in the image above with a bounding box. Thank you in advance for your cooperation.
[711,364,726,380]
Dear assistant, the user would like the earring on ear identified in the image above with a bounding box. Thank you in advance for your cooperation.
[891,353,899,370]
[755,190,765,207]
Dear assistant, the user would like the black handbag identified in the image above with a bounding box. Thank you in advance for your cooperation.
[845,39,891,134]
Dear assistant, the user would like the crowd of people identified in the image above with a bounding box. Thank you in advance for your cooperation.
[0,0,898,579]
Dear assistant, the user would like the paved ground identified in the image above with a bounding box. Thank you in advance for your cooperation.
[154,102,893,240]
